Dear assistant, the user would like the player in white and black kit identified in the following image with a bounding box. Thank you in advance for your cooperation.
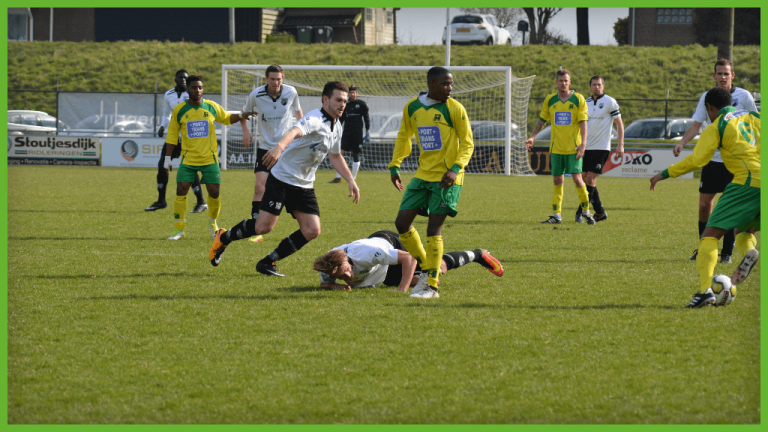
[575,75,625,223]
[209,82,360,276]
[672,59,758,263]
[240,64,303,235]
[331,85,370,183]
[145,69,207,213]
[312,230,503,293]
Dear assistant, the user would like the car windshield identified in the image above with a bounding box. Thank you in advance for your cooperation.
[20,115,39,126]
[452,16,483,24]
[624,120,665,139]
[40,116,57,128]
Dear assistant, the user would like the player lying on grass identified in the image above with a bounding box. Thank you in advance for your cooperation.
[312,230,503,292]
[649,87,760,308]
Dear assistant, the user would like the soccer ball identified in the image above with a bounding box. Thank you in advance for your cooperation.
[711,274,737,306]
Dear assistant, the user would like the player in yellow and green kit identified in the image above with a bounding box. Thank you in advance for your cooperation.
[650,87,760,308]
[389,67,477,299]
[525,69,593,225]
[164,75,254,240]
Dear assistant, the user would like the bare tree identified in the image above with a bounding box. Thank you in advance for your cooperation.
[522,8,564,45]
[460,8,524,43]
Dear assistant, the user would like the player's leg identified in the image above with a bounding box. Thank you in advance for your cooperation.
[442,248,503,277]
[570,156,593,225]
[395,179,430,266]
[350,149,361,179]
[544,155,566,224]
[733,227,760,285]
[169,169,193,240]
[687,226,727,308]
[198,163,222,239]
[190,172,207,213]
[209,211,280,267]
[146,144,170,211]
[248,150,271,243]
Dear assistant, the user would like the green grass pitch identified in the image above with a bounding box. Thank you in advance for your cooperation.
[7,165,760,423]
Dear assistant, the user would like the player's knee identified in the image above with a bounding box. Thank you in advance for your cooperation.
[302,226,320,241]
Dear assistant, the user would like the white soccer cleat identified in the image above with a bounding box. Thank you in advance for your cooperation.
[410,285,440,298]
[410,275,429,297]
[731,249,759,285]
[208,218,219,239]
[167,229,185,240]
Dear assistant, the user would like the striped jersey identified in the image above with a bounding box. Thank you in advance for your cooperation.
[539,91,589,155]
[160,87,189,130]
[318,237,400,288]
[389,93,474,185]
[585,94,620,151]
[271,108,342,188]
[242,84,301,150]
[666,107,760,188]
[692,87,757,163]
[165,99,233,166]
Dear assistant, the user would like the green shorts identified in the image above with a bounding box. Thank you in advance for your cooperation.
[399,177,462,217]
[176,163,221,185]
[707,183,761,232]
[551,153,582,176]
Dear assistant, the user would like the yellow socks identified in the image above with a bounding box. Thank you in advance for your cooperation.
[425,235,444,288]
[173,195,187,230]
[697,237,719,293]
[576,184,590,214]
[552,185,564,215]
[735,232,758,256]
[207,196,221,221]
[399,227,426,265]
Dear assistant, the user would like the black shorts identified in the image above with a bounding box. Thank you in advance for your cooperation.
[253,148,271,173]
[368,230,422,287]
[699,161,734,194]
[341,134,363,153]
[582,150,610,174]
[260,173,320,218]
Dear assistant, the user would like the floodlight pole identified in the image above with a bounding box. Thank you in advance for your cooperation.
[445,8,451,67]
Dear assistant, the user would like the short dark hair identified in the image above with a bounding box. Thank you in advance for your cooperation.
[589,75,604,86]
[348,85,358,92]
[556,69,571,79]
[266,64,283,77]
[187,75,203,86]
[427,67,450,83]
[322,81,349,99]
[714,58,734,74]
[704,87,733,111]
[176,69,188,77]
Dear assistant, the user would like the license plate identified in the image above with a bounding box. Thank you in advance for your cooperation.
[457,28,470,33]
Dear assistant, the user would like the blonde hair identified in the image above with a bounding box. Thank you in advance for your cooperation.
[313,249,348,279]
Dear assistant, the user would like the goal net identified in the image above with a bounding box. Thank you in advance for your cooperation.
[221,65,535,175]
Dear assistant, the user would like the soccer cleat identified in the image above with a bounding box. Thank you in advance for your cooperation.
[248,235,264,243]
[410,275,429,297]
[719,254,732,264]
[410,285,440,298]
[167,229,184,240]
[689,249,698,261]
[731,248,759,285]
[145,201,167,211]
[329,177,342,183]
[209,229,228,266]
[684,288,716,308]
[541,215,562,224]
[594,212,608,223]
[575,214,584,223]
[476,249,504,277]
[208,218,219,239]
[256,260,285,277]
[584,214,596,225]
[190,203,208,213]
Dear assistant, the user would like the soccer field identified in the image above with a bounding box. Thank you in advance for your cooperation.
[7,165,760,424]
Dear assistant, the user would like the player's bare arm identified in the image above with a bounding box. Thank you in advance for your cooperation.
[390,173,404,191]
[673,121,703,157]
[396,251,418,292]
[614,116,625,158]
[440,170,458,189]
[576,121,587,159]
[525,119,546,150]
[264,127,303,169]
[295,110,303,120]
[649,173,665,191]
[239,112,258,150]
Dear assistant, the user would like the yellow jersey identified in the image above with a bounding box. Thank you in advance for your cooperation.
[165,99,233,166]
[539,91,588,155]
[389,94,474,185]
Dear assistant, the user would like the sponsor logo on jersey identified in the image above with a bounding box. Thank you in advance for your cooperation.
[554,112,572,126]
[187,120,209,139]
[418,126,443,151]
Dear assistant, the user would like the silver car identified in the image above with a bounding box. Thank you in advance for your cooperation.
[442,14,512,45]
[8,110,67,136]
[624,117,703,140]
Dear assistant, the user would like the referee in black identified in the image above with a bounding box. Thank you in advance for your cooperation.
[331,85,370,183]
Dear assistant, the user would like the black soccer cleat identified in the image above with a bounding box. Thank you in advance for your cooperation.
[257,260,285,277]
[689,249,698,261]
[541,215,562,224]
[719,254,732,264]
[145,201,167,211]
[584,214,596,225]
[190,203,208,214]
[594,213,608,223]
[685,289,716,308]
[329,177,342,184]
[575,214,584,223]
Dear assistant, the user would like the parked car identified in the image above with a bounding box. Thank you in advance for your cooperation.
[65,115,157,137]
[534,124,619,143]
[442,14,512,45]
[624,117,702,140]
[7,110,67,136]
[471,121,521,142]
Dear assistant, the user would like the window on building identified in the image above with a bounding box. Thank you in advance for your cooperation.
[8,12,28,41]
[365,8,373,22]
[657,8,693,24]
[386,10,393,24]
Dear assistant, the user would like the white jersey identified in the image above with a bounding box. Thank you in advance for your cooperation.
[585,94,620,151]
[271,108,343,188]
[242,84,301,151]
[692,86,756,163]
[318,237,400,288]
[160,87,189,129]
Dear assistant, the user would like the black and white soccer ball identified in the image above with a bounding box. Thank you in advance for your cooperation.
[712,274,737,306]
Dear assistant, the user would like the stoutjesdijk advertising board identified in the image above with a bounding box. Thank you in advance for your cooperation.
[102,138,223,167]
[7,135,101,166]
[528,146,694,178]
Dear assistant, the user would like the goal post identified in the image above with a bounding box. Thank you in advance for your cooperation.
[221,65,535,175]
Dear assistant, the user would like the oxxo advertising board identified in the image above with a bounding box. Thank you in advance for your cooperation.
[8,135,101,166]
